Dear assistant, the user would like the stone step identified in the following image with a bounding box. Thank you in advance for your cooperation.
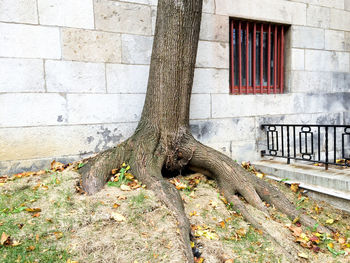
[253,160,350,212]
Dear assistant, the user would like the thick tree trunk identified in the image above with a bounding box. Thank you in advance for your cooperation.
[79,0,331,262]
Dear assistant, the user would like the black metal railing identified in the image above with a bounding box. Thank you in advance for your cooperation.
[260,124,350,169]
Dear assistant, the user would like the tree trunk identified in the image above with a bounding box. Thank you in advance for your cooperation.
[79,0,331,262]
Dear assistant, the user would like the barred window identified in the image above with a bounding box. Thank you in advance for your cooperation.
[230,19,288,94]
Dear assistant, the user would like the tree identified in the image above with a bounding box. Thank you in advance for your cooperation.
[79,0,330,261]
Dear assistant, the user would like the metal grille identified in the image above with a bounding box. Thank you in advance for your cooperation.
[261,124,350,169]
[229,19,287,94]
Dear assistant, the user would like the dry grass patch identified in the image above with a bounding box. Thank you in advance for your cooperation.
[0,167,349,263]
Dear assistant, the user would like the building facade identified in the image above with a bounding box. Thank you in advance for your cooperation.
[0,0,350,174]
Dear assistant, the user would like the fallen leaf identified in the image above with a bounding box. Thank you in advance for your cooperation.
[194,257,204,263]
[32,212,40,218]
[25,208,41,213]
[26,245,35,251]
[309,235,320,244]
[0,176,8,184]
[255,172,264,179]
[298,252,309,259]
[312,245,320,253]
[12,240,21,247]
[236,228,247,237]
[1,232,9,245]
[338,237,346,244]
[53,232,63,239]
[292,217,300,224]
[291,183,300,193]
[169,178,187,190]
[289,225,303,237]
[314,205,321,214]
[117,195,127,200]
[189,211,198,217]
[51,160,65,171]
[111,212,126,222]
[326,218,334,224]
[120,184,131,191]
[219,221,226,228]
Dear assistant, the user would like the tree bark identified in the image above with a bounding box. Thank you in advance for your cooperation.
[79,0,331,261]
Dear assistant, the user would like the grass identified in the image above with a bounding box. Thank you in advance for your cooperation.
[1,169,350,262]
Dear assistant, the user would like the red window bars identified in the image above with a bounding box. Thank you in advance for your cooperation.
[230,19,287,94]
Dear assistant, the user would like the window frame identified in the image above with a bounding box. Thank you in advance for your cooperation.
[229,19,288,95]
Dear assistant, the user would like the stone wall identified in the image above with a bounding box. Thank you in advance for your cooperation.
[0,0,349,174]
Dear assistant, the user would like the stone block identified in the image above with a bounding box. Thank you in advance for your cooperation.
[199,13,228,42]
[196,41,229,68]
[330,9,350,31]
[212,93,304,118]
[256,94,303,116]
[190,94,211,119]
[0,0,38,24]
[205,142,232,158]
[291,48,304,70]
[231,140,258,162]
[305,50,349,72]
[120,0,157,5]
[151,6,157,35]
[203,0,215,13]
[0,123,137,162]
[290,0,344,9]
[256,112,343,129]
[306,5,330,28]
[192,68,229,94]
[67,94,145,124]
[62,28,121,63]
[297,93,349,114]
[190,117,256,143]
[122,34,153,64]
[344,32,350,51]
[325,30,345,51]
[46,60,106,93]
[0,93,67,127]
[290,70,332,93]
[215,0,306,25]
[0,58,44,92]
[38,0,94,28]
[0,23,61,59]
[94,0,152,35]
[292,26,324,49]
[331,72,350,92]
[106,64,149,93]
[346,0,350,11]
[211,94,257,118]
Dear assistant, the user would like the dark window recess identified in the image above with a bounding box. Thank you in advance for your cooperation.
[230,19,287,94]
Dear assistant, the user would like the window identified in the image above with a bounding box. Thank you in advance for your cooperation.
[229,19,288,94]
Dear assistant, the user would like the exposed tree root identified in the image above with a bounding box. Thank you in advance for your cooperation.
[79,133,332,262]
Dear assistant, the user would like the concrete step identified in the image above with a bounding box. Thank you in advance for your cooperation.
[253,160,350,212]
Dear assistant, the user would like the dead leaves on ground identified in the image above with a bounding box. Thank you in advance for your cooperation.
[192,224,219,240]
[287,218,350,257]
[241,161,266,179]
[108,163,142,190]
[0,232,21,247]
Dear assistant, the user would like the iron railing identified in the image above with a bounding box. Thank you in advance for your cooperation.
[260,124,350,169]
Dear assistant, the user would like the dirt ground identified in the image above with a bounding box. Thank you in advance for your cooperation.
[0,164,349,263]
